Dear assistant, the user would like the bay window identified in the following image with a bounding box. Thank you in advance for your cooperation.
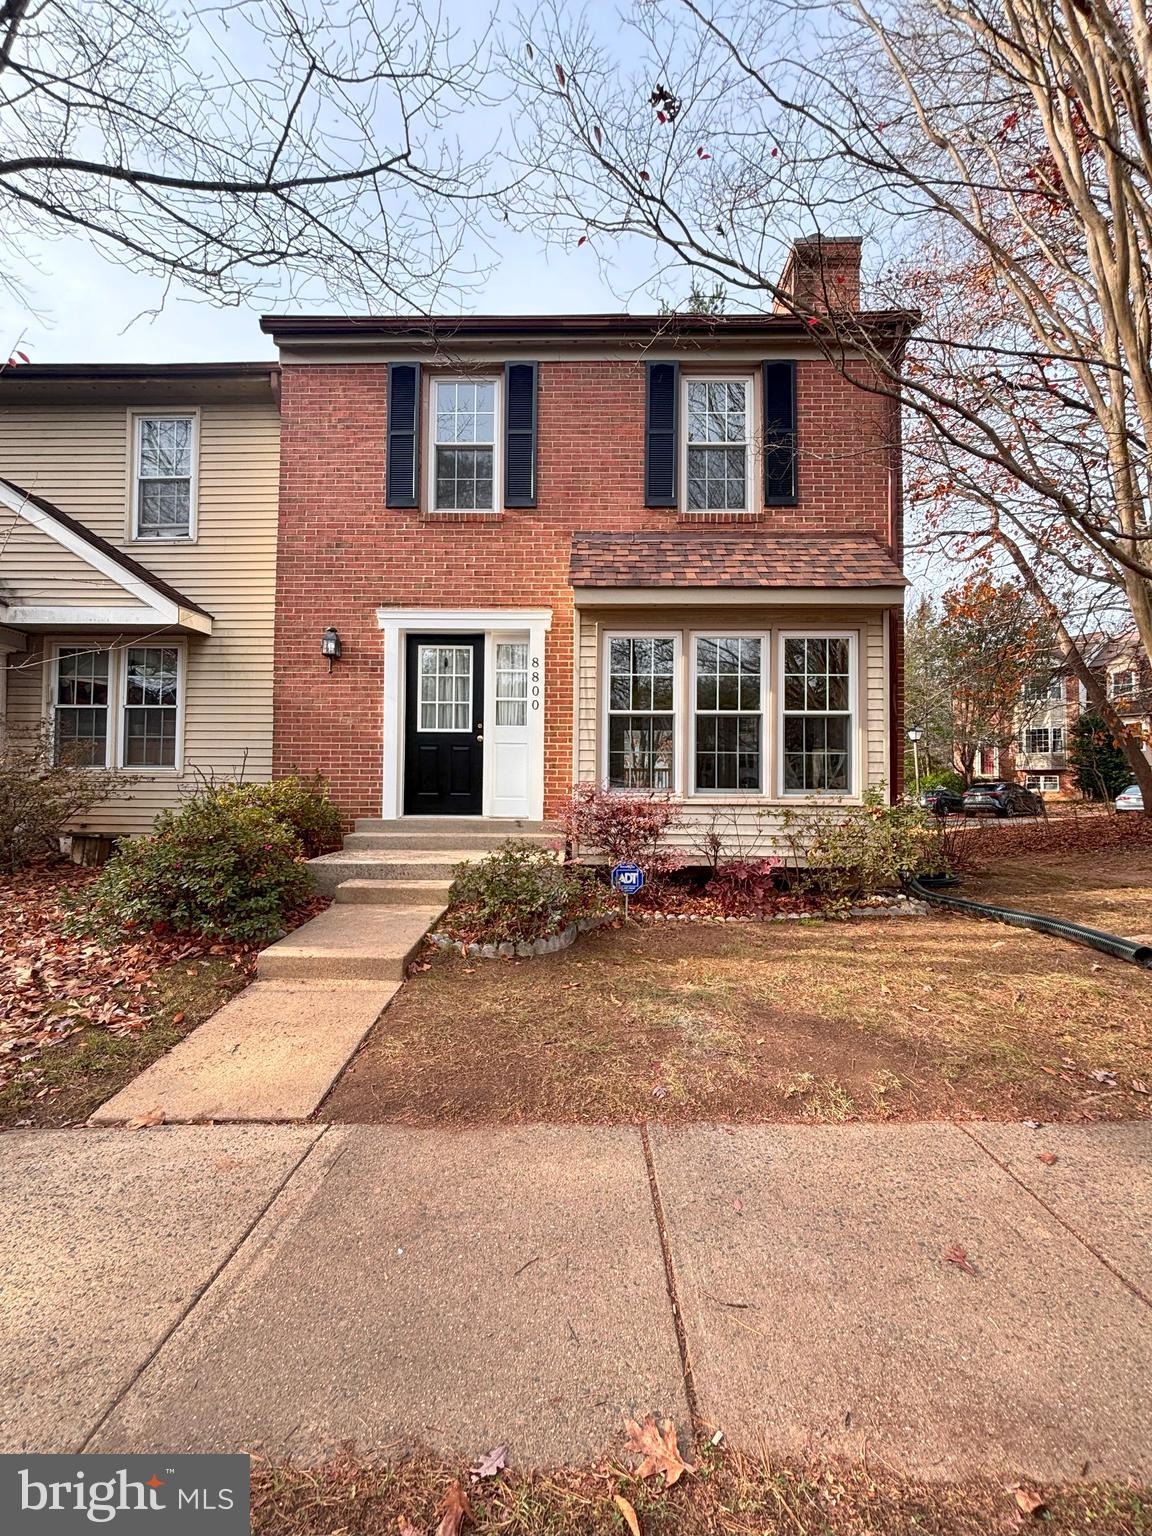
[693,636,762,791]
[607,636,675,790]
[781,634,854,793]
[684,378,751,512]
[431,378,497,511]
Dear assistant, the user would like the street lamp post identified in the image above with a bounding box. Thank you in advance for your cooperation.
[907,726,925,798]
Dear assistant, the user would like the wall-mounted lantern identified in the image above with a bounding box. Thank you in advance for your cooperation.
[321,626,342,673]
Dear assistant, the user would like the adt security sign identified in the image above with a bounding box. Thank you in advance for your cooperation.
[611,862,645,901]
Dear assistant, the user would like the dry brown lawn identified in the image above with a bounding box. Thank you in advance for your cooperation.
[320,849,1152,1127]
[252,1449,1148,1536]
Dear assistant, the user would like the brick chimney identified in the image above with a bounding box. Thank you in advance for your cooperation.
[774,235,862,313]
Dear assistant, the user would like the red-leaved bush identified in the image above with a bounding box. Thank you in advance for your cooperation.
[562,783,682,879]
[704,857,782,914]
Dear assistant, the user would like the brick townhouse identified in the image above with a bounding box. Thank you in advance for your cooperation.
[261,237,911,848]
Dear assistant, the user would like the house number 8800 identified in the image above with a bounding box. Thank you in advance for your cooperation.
[531,658,541,710]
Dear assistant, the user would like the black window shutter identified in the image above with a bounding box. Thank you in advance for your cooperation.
[504,361,538,507]
[762,360,797,505]
[386,362,420,508]
[645,361,679,506]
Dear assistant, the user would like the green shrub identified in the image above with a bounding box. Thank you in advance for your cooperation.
[780,787,946,899]
[207,774,343,856]
[71,796,311,944]
[918,768,965,795]
[446,840,616,944]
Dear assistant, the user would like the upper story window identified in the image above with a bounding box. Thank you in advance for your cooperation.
[1110,668,1138,699]
[1024,726,1063,755]
[683,377,752,513]
[1022,674,1062,704]
[430,378,498,512]
[132,412,197,540]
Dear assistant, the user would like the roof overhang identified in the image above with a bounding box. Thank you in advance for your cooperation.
[0,481,212,635]
[573,585,905,607]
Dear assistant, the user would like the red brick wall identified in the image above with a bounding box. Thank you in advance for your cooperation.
[273,356,901,820]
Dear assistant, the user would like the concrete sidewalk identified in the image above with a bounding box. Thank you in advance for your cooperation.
[2,1121,1149,1481]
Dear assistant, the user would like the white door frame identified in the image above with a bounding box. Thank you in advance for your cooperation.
[376,607,552,819]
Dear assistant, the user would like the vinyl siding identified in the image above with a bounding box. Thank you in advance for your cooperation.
[576,604,892,854]
[0,402,279,833]
[0,515,143,606]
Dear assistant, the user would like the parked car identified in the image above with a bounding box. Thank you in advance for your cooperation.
[919,786,965,817]
[962,780,1045,818]
[1115,783,1145,813]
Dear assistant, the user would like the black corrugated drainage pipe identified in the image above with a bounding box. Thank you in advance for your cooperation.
[905,876,1152,970]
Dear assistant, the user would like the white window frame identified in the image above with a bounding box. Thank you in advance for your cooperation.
[601,630,683,795]
[426,375,502,514]
[47,639,186,772]
[128,408,200,543]
[1110,667,1138,699]
[48,641,113,769]
[117,640,187,773]
[688,631,769,796]
[680,373,757,516]
[1024,726,1051,755]
[777,629,859,798]
[1026,773,1060,793]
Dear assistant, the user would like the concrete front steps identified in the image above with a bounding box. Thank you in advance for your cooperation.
[307,818,559,901]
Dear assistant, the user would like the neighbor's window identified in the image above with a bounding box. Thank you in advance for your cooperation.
[495,642,528,727]
[1022,675,1062,703]
[432,378,497,511]
[694,636,762,792]
[781,635,853,793]
[54,648,110,767]
[1024,727,1050,755]
[123,646,180,767]
[133,414,196,539]
[684,378,750,512]
[1110,669,1138,699]
[607,636,675,790]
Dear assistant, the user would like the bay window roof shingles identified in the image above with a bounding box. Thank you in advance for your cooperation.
[569,532,906,590]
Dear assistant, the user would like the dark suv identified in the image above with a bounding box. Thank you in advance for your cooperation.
[919,786,965,817]
[962,780,1044,818]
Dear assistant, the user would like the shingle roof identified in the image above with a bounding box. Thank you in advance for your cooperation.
[569,532,906,590]
[0,476,213,619]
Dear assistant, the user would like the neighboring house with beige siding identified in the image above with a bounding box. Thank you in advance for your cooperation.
[0,363,280,835]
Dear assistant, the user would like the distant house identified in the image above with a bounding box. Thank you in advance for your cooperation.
[979,632,1152,797]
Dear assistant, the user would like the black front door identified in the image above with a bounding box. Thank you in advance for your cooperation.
[404,634,484,814]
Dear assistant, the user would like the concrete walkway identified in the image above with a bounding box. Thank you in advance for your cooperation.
[3,1120,1150,1479]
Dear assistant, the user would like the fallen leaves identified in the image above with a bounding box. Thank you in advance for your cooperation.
[623,1415,695,1487]
[468,1445,506,1483]
[1012,1484,1048,1518]
[126,1107,165,1129]
[1037,1151,1059,1166]
[613,1492,642,1535]
[435,1482,471,1536]
[944,1243,979,1276]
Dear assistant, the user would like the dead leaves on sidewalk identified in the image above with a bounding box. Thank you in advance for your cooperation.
[623,1415,695,1487]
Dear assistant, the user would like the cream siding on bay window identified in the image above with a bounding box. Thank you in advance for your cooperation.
[575,604,892,852]
[0,402,279,834]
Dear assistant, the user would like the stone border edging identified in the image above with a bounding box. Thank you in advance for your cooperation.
[427,894,929,960]
[427,912,617,960]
